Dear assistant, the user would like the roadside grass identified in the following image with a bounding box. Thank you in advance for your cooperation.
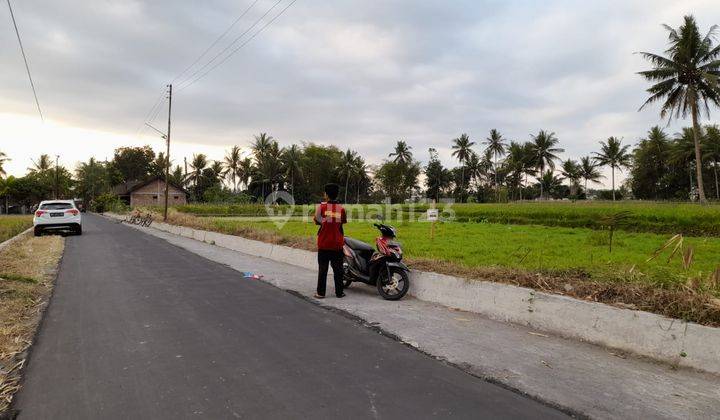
[154,209,720,325]
[174,201,720,236]
[0,216,33,243]
[0,234,64,414]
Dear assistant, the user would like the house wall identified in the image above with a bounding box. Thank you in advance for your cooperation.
[130,180,187,207]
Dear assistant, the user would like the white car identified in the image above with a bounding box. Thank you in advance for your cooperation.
[33,200,82,236]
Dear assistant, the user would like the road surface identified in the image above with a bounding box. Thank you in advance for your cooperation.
[13,214,567,419]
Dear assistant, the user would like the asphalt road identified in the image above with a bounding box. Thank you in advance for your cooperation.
[13,214,567,419]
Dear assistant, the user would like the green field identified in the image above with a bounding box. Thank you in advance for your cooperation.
[176,201,720,236]
[0,216,33,242]
[204,217,720,290]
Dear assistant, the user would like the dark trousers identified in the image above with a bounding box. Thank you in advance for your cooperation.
[317,249,344,297]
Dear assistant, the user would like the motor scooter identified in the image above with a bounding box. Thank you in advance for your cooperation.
[342,223,410,300]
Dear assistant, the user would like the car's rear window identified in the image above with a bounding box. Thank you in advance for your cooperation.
[40,202,73,210]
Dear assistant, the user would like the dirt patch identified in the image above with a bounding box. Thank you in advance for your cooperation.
[140,210,720,327]
[0,234,64,414]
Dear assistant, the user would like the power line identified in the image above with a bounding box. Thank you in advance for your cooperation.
[136,87,167,135]
[176,0,286,90]
[171,0,261,85]
[178,0,298,92]
[6,0,43,121]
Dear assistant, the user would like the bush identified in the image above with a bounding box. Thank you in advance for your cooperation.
[92,194,129,214]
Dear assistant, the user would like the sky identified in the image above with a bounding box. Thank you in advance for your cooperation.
[2,0,720,187]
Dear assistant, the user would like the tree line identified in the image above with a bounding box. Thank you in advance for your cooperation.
[0,14,718,209]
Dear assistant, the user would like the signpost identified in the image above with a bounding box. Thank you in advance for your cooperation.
[427,208,439,240]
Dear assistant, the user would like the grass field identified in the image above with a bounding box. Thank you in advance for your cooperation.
[0,216,33,242]
[175,201,720,236]
[205,217,720,287]
[151,203,720,325]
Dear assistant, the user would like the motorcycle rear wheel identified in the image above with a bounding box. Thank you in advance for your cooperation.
[376,267,409,300]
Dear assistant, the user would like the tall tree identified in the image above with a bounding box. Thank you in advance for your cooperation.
[560,159,582,198]
[451,133,475,202]
[28,154,53,174]
[339,149,358,203]
[579,156,603,194]
[629,127,671,199]
[75,157,109,204]
[424,148,451,202]
[186,153,208,188]
[351,155,370,204]
[281,144,303,196]
[529,130,564,199]
[251,133,275,160]
[483,129,506,200]
[704,125,720,199]
[223,146,243,192]
[389,140,413,164]
[0,151,9,178]
[239,157,253,191]
[109,146,155,185]
[638,15,720,203]
[594,137,631,201]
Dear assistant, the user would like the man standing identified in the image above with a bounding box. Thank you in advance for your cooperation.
[314,183,347,299]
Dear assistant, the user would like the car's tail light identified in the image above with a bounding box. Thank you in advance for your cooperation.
[35,210,45,217]
[67,209,79,216]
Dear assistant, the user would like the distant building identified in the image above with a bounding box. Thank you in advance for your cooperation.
[113,177,187,207]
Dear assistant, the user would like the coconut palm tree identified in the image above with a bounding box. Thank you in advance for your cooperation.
[483,129,506,200]
[238,157,253,191]
[223,146,242,192]
[594,137,631,201]
[538,170,564,198]
[351,156,369,204]
[451,133,475,202]
[252,133,275,159]
[638,15,720,203]
[389,140,413,164]
[529,131,564,199]
[704,125,720,199]
[0,151,9,178]
[339,149,358,203]
[28,154,53,174]
[671,127,701,191]
[560,159,582,197]
[186,153,208,187]
[579,156,603,194]
[209,161,224,184]
[281,144,303,196]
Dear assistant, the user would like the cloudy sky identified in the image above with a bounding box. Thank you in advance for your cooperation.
[2,0,720,185]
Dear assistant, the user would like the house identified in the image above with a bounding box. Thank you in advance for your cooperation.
[113,177,187,207]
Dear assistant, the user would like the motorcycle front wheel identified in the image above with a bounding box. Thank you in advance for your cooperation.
[376,267,410,300]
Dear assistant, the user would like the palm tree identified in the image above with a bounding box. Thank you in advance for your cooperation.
[238,157,253,191]
[252,133,275,160]
[560,159,582,197]
[529,131,564,199]
[483,129,506,200]
[671,127,701,191]
[281,144,303,196]
[579,156,603,194]
[389,140,413,164]
[451,133,476,202]
[209,161,224,184]
[28,154,53,173]
[0,151,9,178]
[638,15,720,203]
[351,156,369,204]
[186,153,208,187]
[704,125,720,199]
[223,146,242,192]
[594,137,631,201]
[339,149,358,203]
[539,170,564,198]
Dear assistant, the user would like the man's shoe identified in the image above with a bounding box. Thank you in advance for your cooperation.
[313,293,325,299]
[336,293,346,298]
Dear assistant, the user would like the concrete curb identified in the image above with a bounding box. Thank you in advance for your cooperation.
[105,213,720,376]
[0,226,33,253]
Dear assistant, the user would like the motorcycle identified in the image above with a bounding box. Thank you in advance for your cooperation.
[342,223,410,300]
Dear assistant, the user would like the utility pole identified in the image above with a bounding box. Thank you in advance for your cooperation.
[55,154,59,199]
[164,84,172,222]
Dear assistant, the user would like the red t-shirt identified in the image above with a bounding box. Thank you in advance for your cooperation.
[315,201,347,250]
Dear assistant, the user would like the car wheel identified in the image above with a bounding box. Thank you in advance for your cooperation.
[75,226,83,236]
[33,227,42,237]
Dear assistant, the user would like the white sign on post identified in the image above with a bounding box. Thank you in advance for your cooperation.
[426,209,439,222]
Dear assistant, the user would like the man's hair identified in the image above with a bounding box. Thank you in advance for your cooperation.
[324,183,340,200]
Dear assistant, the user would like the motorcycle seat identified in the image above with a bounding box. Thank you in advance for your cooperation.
[344,237,374,252]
